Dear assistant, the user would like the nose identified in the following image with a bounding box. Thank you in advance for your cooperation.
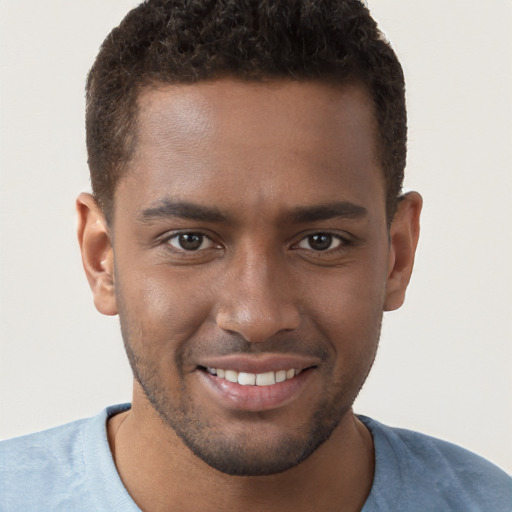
[215,251,301,343]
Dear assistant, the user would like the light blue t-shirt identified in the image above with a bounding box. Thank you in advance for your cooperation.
[1,404,511,511]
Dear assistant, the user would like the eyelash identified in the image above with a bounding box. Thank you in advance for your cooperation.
[167,232,216,252]
[162,231,353,254]
[294,233,350,253]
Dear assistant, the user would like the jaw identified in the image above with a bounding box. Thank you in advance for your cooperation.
[123,349,373,477]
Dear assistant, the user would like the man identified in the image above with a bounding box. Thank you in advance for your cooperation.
[1,0,510,510]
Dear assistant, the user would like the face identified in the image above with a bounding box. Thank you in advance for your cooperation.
[85,79,412,476]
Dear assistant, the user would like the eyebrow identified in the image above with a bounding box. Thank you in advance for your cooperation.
[139,200,226,223]
[288,202,368,223]
[138,199,367,225]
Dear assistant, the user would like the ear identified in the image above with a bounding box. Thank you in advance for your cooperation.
[384,191,422,311]
[76,193,117,316]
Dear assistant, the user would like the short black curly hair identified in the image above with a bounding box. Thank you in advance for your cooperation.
[86,0,406,223]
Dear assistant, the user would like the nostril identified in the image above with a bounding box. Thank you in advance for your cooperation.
[215,307,300,343]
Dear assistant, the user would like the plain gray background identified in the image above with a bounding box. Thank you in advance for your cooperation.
[1,1,511,473]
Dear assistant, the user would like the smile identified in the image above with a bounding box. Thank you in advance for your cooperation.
[205,367,302,386]
[195,354,320,411]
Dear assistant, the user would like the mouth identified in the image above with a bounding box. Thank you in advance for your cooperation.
[195,356,318,412]
[199,366,304,387]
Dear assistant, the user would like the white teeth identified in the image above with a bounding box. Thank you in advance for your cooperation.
[224,370,238,383]
[275,370,287,383]
[205,367,303,386]
[238,372,256,386]
[256,371,275,386]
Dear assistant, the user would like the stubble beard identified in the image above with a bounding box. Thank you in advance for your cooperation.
[114,265,382,477]
[120,326,380,477]
[128,350,356,475]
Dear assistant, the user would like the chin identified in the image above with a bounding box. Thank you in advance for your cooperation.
[154,395,349,477]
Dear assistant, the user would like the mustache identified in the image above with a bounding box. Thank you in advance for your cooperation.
[181,332,331,361]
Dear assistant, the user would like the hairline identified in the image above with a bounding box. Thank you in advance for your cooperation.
[99,73,395,228]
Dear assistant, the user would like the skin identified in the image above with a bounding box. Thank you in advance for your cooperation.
[77,79,421,512]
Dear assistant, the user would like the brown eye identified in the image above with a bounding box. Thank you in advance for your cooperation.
[169,233,213,251]
[297,233,341,252]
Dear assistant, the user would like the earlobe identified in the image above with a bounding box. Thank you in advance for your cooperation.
[76,193,118,316]
[384,191,422,311]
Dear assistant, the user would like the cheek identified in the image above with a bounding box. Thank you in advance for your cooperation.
[303,263,387,356]
[115,265,215,353]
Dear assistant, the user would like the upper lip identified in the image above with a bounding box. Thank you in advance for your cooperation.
[196,354,320,374]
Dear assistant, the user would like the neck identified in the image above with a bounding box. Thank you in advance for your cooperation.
[108,395,374,512]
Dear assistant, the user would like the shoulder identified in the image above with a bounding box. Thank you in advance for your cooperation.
[0,404,134,512]
[0,414,92,464]
[359,415,512,512]
[0,416,91,510]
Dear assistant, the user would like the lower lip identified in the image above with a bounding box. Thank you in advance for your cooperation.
[197,369,314,412]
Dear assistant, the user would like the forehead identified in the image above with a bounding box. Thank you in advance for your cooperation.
[118,78,384,220]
